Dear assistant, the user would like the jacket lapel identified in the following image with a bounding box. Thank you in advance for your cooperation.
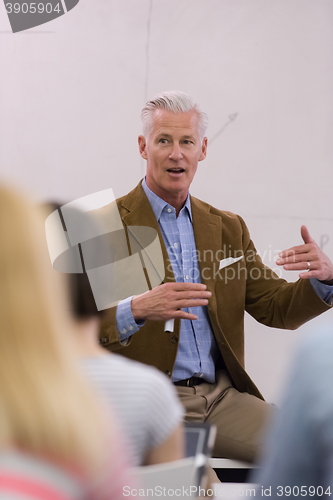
[119,182,175,286]
[191,196,222,288]
[119,183,224,289]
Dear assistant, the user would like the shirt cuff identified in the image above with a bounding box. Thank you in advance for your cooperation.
[116,296,145,342]
[310,278,333,305]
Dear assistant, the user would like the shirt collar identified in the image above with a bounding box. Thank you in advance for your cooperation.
[142,178,192,222]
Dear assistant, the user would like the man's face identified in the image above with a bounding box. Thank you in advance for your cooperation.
[138,109,207,203]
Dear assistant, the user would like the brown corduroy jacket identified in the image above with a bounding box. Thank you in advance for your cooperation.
[100,181,331,399]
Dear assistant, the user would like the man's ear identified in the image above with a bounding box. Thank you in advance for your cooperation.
[199,137,208,162]
[138,135,147,159]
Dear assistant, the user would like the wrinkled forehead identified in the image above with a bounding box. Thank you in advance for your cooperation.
[150,109,201,138]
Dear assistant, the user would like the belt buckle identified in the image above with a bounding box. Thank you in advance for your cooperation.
[186,377,193,387]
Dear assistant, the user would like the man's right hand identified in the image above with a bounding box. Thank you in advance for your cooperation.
[131,282,212,322]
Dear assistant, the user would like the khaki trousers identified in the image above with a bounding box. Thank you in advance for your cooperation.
[175,370,274,463]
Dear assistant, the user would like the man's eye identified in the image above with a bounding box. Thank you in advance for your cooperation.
[184,140,194,145]
[159,138,168,144]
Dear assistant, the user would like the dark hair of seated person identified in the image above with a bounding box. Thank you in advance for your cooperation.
[47,202,100,320]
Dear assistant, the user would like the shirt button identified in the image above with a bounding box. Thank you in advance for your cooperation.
[122,328,127,334]
[199,373,203,378]
[129,325,133,331]
[167,208,172,213]
[174,242,178,248]
[185,275,189,280]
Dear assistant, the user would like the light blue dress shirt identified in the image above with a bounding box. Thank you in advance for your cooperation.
[117,179,220,383]
[116,179,333,382]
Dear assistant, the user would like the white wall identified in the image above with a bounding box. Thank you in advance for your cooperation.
[1,0,332,403]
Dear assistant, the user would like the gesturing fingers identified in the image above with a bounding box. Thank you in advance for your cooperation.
[300,225,314,245]
[277,250,315,268]
[131,282,212,322]
[172,290,212,301]
[277,244,312,262]
[276,225,333,281]
[282,260,313,272]
[278,226,314,263]
[169,282,208,291]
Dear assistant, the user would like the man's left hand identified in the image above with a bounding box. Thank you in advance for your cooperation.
[276,225,333,281]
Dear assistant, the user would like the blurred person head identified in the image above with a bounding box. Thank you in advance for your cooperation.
[45,202,104,357]
[0,185,111,476]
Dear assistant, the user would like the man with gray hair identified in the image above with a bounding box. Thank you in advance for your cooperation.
[100,90,333,463]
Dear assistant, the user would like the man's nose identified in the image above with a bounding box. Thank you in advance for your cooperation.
[168,144,183,160]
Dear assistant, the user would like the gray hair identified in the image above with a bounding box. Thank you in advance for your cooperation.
[141,90,208,139]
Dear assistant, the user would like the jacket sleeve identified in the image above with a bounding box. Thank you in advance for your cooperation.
[239,216,332,330]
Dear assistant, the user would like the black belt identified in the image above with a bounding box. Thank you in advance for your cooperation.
[174,376,205,387]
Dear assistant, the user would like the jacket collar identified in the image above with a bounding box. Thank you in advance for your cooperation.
[141,177,193,222]
[191,197,222,287]
[120,181,223,286]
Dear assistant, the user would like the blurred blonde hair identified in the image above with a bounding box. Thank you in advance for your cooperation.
[0,185,110,476]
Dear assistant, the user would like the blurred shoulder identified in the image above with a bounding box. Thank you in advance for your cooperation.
[98,354,178,390]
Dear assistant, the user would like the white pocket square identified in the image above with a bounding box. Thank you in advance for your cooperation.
[219,255,243,270]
